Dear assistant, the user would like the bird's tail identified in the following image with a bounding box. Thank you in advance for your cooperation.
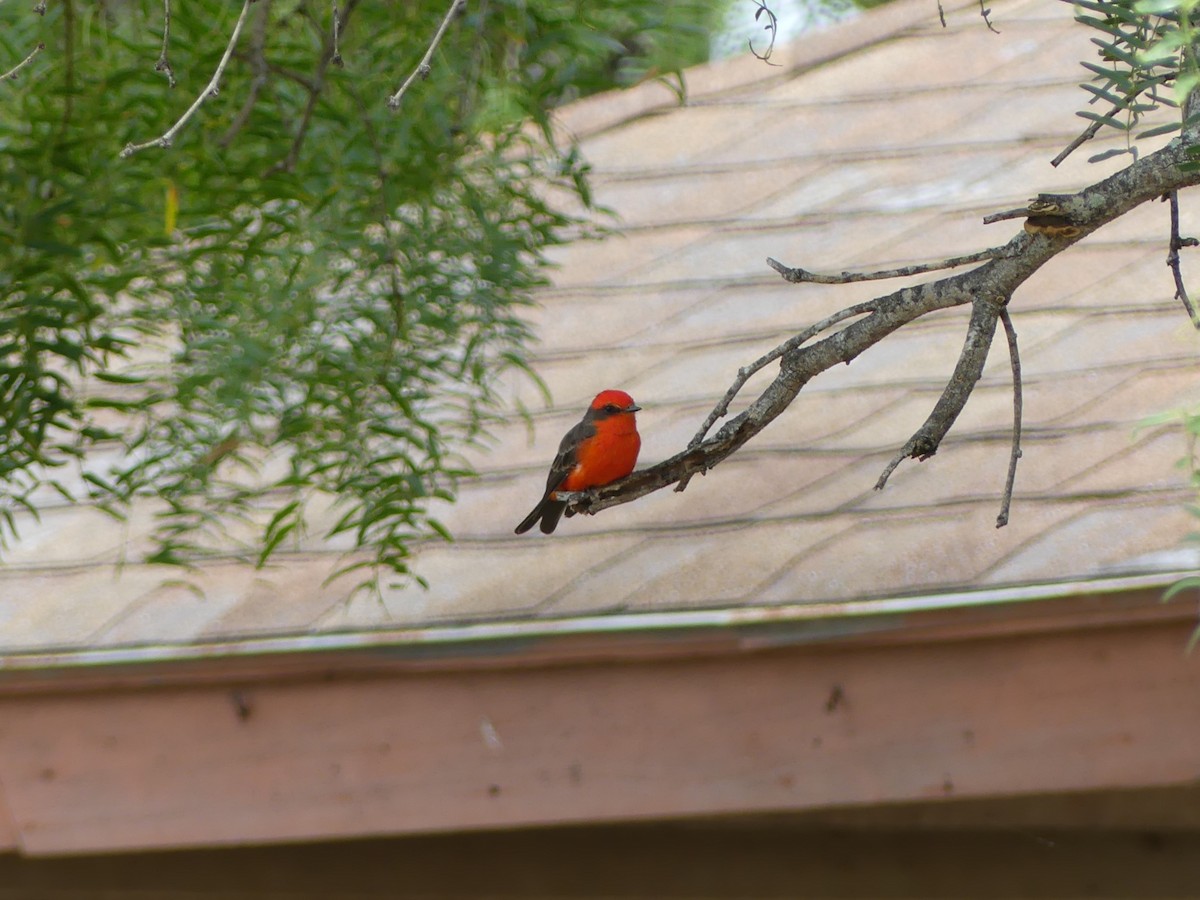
[514,497,567,534]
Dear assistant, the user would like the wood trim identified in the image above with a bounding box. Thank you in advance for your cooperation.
[0,614,1198,854]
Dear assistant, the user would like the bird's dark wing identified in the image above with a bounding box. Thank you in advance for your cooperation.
[544,417,595,494]
[514,417,597,535]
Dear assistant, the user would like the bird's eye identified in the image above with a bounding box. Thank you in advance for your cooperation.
[604,404,619,413]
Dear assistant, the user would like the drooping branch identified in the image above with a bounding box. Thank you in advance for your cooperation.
[978,0,999,34]
[388,0,465,110]
[1166,189,1200,329]
[995,307,1023,528]
[1,42,45,82]
[748,1,781,66]
[121,0,255,158]
[332,1,345,68]
[875,295,1002,490]
[155,0,177,87]
[559,131,1200,520]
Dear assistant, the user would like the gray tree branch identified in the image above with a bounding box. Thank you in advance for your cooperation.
[874,294,1001,490]
[388,0,465,110]
[558,130,1200,520]
[121,0,255,158]
[996,307,1023,528]
[155,0,177,87]
[1,42,45,82]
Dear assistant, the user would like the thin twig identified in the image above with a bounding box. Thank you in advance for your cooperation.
[766,246,1010,285]
[1050,79,1169,168]
[979,0,999,33]
[1166,189,1200,329]
[688,300,879,451]
[749,0,781,66]
[1,42,45,82]
[156,0,176,87]
[875,297,1001,490]
[388,0,465,110]
[1051,117,1107,169]
[982,206,1034,225]
[995,306,1022,528]
[332,1,344,67]
[121,0,255,158]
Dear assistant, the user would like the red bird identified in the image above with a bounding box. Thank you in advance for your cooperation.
[515,389,642,535]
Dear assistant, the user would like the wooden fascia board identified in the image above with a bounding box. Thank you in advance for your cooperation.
[0,577,1198,855]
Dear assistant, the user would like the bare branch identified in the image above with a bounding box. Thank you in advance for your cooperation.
[559,131,1200,521]
[1051,74,1173,168]
[155,0,177,88]
[979,0,999,34]
[875,295,1001,490]
[388,0,466,111]
[1051,116,1108,169]
[766,246,1011,285]
[995,307,1022,528]
[120,0,255,158]
[982,206,1033,225]
[688,300,878,451]
[332,1,344,68]
[1,42,45,82]
[1166,189,1200,329]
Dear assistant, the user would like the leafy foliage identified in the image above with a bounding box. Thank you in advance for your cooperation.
[0,0,715,586]
[1072,0,1200,160]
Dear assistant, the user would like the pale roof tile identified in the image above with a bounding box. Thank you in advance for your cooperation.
[523,287,708,355]
[756,501,1084,603]
[575,106,775,174]
[0,568,175,652]
[592,161,824,231]
[1021,312,1200,373]
[539,225,713,290]
[982,501,1197,585]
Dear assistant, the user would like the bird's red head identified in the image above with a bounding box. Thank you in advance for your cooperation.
[589,389,640,415]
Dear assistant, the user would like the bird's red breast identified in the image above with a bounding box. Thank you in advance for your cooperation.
[558,390,640,492]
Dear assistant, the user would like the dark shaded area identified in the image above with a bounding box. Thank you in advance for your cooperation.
[3,813,1200,898]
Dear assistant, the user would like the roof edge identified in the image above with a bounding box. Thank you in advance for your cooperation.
[0,571,1194,693]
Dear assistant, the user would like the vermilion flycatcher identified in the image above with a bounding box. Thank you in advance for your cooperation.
[514,389,642,535]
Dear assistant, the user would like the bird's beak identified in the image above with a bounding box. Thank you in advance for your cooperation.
[626,403,642,413]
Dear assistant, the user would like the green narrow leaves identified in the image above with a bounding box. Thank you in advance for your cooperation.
[1072,0,1193,152]
[0,0,714,591]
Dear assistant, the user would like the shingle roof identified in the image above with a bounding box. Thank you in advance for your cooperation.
[2,0,1198,654]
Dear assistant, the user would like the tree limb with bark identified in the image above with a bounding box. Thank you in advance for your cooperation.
[560,0,1200,528]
